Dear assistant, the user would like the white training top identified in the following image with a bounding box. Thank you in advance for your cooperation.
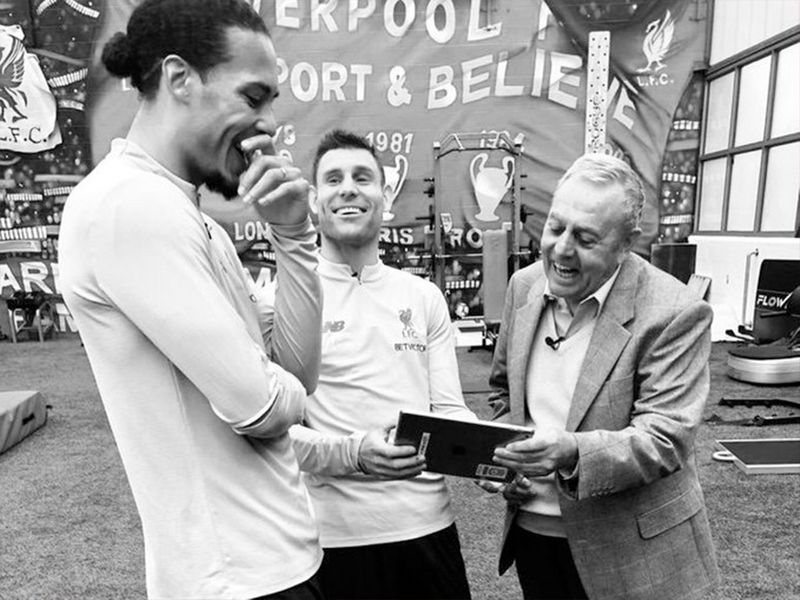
[58,139,323,599]
[291,255,476,547]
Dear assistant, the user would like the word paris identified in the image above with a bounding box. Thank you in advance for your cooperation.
[274,0,501,43]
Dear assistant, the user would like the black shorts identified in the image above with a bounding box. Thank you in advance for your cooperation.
[319,523,472,599]
[252,572,324,600]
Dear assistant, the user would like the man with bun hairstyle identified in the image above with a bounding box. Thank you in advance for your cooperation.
[59,1,324,598]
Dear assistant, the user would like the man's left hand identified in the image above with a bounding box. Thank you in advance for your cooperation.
[493,426,578,477]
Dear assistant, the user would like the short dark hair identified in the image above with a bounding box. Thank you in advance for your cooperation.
[312,129,384,186]
[101,0,268,99]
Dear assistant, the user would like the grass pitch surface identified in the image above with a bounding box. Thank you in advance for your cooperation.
[1,338,798,599]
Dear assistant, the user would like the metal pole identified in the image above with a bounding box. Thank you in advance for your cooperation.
[585,31,610,153]
[432,141,445,292]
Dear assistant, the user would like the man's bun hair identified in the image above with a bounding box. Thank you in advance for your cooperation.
[101,32,135,78]
[100,0,269,98]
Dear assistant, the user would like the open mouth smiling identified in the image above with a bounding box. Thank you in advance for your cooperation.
[333,206,367,216]
[552,262,578,278]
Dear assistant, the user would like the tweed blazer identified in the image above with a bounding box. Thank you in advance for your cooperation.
[489,253,720,600]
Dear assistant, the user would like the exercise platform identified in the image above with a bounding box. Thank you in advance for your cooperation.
[0,390,48,455]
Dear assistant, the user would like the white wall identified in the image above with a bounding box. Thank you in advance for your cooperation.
[690,235,800,340]
[711,0,800,63]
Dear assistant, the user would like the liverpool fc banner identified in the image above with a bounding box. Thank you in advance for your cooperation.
[1,0,707,325]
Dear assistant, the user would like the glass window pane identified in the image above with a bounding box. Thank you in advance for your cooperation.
[771,43,800,138]
[711,0,800,63]
[761,143,800,231]
[698,158,726,230]
[734,56,771,146]
[704,74,734,153]
[727,150,762,231]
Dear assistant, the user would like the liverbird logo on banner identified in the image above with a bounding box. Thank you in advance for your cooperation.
[0,24,61,152]
[638,10,675,73]
[0,30,26,123]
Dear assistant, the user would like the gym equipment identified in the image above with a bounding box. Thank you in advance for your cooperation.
[6,290,56,343]
[0,390,48,455]
[482,229,508,345]
[741,258,800,344]
[427,131,528,346]
[752,261,800,343]
[429,131,525,293]
[706,397,800,427]
[726,275,800,385]
[718,397,800,410]
[712,439,800,475]
[727,346,800,385]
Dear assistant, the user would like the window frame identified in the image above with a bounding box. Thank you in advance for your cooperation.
[696,25,800,237]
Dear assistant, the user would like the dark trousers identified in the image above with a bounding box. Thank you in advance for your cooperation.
[252,572,325,600]
[511,525,587,600]
[319,523,472,599]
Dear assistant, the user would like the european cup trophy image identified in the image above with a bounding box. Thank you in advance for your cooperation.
[470,153,515,222]
[381,154,409,222]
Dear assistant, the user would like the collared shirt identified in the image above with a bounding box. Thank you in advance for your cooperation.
[543,265,621,343]
[517,266,621,538]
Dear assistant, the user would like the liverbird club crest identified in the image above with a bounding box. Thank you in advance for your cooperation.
[637,10,675,76]
[0,24,61,152]
[399,308,419,339]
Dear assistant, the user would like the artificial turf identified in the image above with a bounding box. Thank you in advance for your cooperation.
[1,337,798,599]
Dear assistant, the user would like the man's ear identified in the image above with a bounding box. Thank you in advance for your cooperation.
[622,227,642,252]
[308,185,319,215]
[161,54,194,102]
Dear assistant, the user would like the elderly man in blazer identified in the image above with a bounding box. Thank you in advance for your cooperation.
[484,153,719,600]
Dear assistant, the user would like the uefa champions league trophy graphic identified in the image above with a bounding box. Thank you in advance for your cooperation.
[470,153,515,222]
[381,155,409,222]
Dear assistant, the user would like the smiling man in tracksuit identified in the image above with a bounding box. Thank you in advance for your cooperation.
[290,129,476,600]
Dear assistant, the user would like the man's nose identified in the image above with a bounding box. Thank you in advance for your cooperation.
[254,107,278,137]
[553,232,575,256]
[338,175,357,195]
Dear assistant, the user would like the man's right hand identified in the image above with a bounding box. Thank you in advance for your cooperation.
[238,135,309,226]
[357,426,426,479]
[501,474,536,506]
[475,474,536,507]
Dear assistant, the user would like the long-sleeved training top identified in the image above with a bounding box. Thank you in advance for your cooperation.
[58,139,323,600]
[291,256,476,548]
